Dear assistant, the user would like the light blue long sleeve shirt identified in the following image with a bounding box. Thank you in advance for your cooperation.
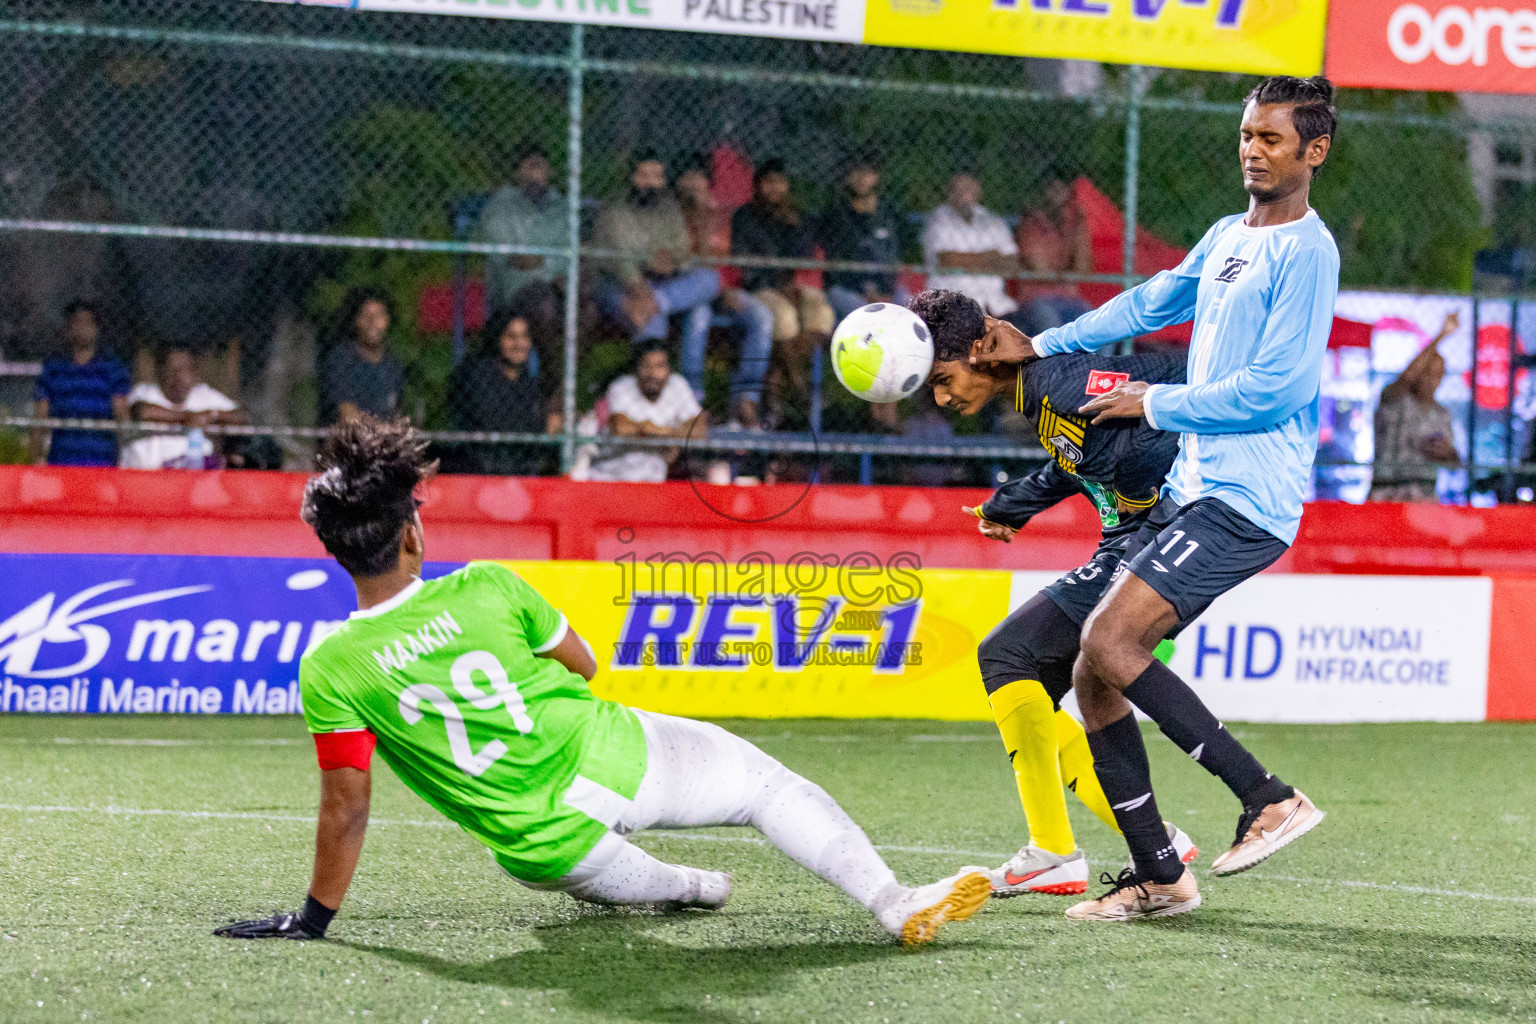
[1032,209,1339,544]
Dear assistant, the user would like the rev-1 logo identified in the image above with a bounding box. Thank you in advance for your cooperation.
[611,594,921,673]
[0,581,210,679]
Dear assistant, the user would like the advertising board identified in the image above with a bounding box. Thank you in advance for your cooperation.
[1327,0,1536,93]
[0,555,454,716]
[0,553,1510,723]
[258,0,1322,74]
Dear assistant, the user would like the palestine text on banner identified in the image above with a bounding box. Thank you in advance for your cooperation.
[256,0,865,43]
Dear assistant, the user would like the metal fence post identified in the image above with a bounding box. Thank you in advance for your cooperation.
[1120,65,1143,356]
[562,23,584,473]
[1503,295,1518,501]
[1467,290,1480,497]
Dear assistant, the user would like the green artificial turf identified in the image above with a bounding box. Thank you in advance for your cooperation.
[2,714,1533,1024]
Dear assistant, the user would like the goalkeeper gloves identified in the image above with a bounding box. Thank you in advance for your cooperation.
[214,894,336,940]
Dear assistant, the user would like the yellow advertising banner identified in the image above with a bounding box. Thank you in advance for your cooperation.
[503,559,1011,720]
[862,0,1326,75]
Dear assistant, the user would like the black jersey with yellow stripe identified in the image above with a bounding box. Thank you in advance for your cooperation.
[982,351,1185,533]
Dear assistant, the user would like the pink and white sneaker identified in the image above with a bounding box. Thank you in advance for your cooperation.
[965,844,1090,897]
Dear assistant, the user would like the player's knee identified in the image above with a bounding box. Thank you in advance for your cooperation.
[977,627,1040,697]
[1078,614,1119,678]
[1079,616,1141,690]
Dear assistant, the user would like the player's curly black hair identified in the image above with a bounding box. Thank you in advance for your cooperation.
[1246,75,1337,164]
[907,289,987,364]
[300,415,438,577]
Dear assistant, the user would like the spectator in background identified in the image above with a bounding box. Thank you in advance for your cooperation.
[29,300,130,466]
[582,341,704,483]
[121,343,247,470]
[1369,312,1461,503]
[731,158,835,409]
[444,308,556,477]
[594,151,719,401]
[817,153,907,431]
[320,289,405,426]
[819,153,908,324]
[923,173,1025,327]
[675,153,773,428]
[1014,171,1093,332]
[478,144,567,388]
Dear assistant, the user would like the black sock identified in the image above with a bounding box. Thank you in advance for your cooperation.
[1085,713,1182,884]
[1123,659,1293,808]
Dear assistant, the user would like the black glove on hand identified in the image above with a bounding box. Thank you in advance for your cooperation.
[215,895,335,940]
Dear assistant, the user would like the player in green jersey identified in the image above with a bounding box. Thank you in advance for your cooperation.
[214,416,988,946]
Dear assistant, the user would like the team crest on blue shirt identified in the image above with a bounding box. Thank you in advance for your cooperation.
[1214,257,1249,284]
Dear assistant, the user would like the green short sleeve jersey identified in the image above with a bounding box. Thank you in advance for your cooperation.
[299,561,647,882]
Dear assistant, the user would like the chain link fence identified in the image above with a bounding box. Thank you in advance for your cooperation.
[1,0,1533,496]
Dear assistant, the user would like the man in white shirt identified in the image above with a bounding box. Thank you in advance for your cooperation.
[923,174,1024,323]
[586,342,705,482]
[121,344,246,469]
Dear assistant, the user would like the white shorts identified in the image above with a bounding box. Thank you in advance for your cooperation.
[512,709,783,890]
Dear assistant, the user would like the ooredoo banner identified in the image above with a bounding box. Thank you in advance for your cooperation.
[1326,0,1536,92]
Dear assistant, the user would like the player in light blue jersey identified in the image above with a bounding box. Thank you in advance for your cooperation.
[972,76,1338,921]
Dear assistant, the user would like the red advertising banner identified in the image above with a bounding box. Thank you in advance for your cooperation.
[1326,0,1536,92]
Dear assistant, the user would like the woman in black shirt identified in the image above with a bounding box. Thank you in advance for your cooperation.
[445,307,551,476]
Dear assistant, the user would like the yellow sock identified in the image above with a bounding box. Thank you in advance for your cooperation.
[989,680,1075,856]
[1054,709,1121,835]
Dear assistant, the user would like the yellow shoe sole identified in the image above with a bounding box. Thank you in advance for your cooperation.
[899,872,992,947]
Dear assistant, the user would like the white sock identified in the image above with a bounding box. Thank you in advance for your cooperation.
[750,770,901,911]
[564,842,697,905]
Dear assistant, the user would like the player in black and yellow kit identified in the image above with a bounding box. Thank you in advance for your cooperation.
[908,288,1197,897]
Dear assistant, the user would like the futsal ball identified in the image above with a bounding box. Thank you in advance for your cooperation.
[829,303,934,404]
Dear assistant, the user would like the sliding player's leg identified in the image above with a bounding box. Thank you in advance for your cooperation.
[551,710,988,944]
[500,831,729,909]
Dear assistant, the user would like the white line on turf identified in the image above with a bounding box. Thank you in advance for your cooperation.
[1254,872,1536,905]
[0,738,304,746]
[4,802,1532,906]
[0,803,455,829]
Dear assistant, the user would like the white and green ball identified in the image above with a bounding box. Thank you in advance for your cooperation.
[829,303,934,404]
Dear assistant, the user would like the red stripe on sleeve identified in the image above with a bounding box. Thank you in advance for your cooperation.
[313,730,376,771]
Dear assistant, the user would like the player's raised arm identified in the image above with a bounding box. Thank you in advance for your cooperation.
[1139,242,1338,435]
[969,461,1083,541]
[1029,222,1222,358]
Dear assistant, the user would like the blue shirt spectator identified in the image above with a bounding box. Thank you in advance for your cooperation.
[30,300,131,466]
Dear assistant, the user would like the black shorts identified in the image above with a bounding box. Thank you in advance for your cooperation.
[1040,495,1178,627]
[1119,497,1288,634]
[1041,529,1137,627]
